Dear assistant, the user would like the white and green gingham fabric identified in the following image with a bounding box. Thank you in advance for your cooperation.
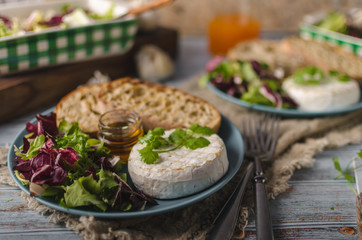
[0,19,137,74]
[300,24,362,58]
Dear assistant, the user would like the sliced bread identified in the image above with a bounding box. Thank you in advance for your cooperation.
[55,78,221,135]
[226,39,305,74]
[281,37,362,84]
[55,83,106,135]
[98,77,221,132]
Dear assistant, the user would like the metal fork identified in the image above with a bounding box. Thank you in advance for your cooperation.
[242,113,280,240]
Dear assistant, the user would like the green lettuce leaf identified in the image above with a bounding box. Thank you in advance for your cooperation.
[63,175,108,211]
[241,83,273,106]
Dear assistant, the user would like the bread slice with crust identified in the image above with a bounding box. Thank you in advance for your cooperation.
[226,39,305,74]
[55,78,221,135]
[281,37,362,84]
[98,77,221,132]
[55,83,106,135]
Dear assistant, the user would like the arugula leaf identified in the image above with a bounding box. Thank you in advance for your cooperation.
[15,135,45,160]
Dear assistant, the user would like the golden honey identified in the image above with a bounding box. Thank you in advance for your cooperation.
[98,109,143,161]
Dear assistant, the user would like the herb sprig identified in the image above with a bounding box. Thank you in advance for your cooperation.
[138,124,215,164]
[333,149,362,195]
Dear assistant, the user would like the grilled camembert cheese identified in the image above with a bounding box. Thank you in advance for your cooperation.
[282,78,360,111]
[128,129,228,199]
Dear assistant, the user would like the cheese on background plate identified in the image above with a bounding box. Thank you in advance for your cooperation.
[282,78,360,111]
[128,130,228,199]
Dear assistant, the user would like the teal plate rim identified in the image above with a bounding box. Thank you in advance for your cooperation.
[8,108,244,219]
[207,82,362,118]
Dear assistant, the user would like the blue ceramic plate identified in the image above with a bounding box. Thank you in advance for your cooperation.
[8,108,244,219]
[207,82,362,118]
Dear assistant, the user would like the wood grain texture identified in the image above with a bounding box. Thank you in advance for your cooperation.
[1,144,361,239]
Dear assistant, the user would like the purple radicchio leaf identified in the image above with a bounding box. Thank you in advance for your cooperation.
[26,113,57,138]
[36,112,57,136]
[0,15,11,28]
[95,156,113,170]
[112,175,157,210]
[39,15,63,27]
[55,147,78,168]
[22,137,30,152]
[281,94,298,109]
[31,152,53,170]
[259,82,283,108]
[13,157,33,180]
[205,56,224,72]
[85,166,98,180]
[31,164,67,186]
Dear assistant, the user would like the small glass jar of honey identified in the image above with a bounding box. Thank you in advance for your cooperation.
[98,109,144,161]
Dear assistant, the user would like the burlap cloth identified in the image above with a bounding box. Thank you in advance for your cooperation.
[1,75,362,239]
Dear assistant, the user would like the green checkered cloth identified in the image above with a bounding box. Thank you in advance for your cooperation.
[0,19,137,74]
[300,23,362,57]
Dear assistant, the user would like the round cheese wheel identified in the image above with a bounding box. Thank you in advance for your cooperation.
[127,130,228,199]
[282,78,360,111]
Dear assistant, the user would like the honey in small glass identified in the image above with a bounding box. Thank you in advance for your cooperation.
[98,109,144,161]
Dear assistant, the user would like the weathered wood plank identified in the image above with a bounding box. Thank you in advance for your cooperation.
[291,144,361,181]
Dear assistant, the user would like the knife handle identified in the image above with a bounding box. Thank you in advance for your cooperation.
[206,161,254,240]
[254,174,274,240]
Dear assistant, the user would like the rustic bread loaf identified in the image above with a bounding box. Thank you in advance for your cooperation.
[55,78,221,135]
[226,39,305,74]
[98,77,221,132]
[55,83,106,135]
[281,37,362,84]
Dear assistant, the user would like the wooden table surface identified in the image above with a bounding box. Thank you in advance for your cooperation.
[0,35,361,240]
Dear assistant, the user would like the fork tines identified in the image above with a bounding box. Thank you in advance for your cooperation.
[242,113,280,162]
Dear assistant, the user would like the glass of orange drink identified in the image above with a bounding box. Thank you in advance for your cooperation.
[208,0,261,55]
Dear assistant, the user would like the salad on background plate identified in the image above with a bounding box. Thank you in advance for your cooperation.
[201,57,362,117]
[200,56,298,109]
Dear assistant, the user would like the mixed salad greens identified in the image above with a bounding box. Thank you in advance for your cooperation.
[0,3,116,37]
[13,112,157,212]
[201,57,355,110]
[315,10,362,38]
[200,57,298,109]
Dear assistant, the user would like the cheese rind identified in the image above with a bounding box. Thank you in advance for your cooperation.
[282,78,360,111]
[127,130,228,199]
